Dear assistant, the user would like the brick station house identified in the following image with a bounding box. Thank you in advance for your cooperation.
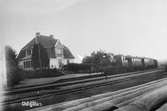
[17,32,75,70]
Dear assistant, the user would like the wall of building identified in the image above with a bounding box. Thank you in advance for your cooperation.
[49,58,59,69]
[18,61,24,69]
[49,58,74,69]
[63,59,74,64]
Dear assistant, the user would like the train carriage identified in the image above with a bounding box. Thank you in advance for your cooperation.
[144,58,158,69]
[125,55,133,67]
[113,55,129,67]
[112,55,158,71]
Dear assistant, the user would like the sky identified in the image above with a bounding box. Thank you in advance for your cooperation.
[1,0,167,62]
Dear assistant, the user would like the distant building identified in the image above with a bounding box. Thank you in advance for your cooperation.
[17,32,75,70]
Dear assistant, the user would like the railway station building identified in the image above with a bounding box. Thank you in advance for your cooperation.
[17,32,75,70]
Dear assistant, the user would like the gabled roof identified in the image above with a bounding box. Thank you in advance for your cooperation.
[63,45,74,59]
[18,33,74,59]
[22,35,57,50]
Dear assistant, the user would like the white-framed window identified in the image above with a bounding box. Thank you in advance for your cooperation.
[23,60,32,68]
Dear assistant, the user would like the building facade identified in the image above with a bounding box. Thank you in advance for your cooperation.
[17,32,75,70]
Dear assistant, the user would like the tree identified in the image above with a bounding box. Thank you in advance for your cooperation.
[82,50,113,66]
[32,43,49,70]
[5,46,21,87]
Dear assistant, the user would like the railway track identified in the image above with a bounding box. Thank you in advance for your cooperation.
[3,69,165,111]
[6,69,160,95]
[27,75,167,111]
[4,69,162,101]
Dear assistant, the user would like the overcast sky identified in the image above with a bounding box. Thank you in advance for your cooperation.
[1,0,167,62]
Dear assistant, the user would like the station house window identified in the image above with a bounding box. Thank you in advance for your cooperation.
[24,60,32,68]
[27,49,32,56]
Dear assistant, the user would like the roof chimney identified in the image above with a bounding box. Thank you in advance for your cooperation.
[50,34,54,38]
[35,32,40,44]
[36,32,40,37]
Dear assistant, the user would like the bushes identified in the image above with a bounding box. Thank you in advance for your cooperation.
[63,63,96,73]
[5,46,22,88]
[6,66,22,88]
[102,66,128,75]
[63,63,136,75]
[62,63,137,74]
